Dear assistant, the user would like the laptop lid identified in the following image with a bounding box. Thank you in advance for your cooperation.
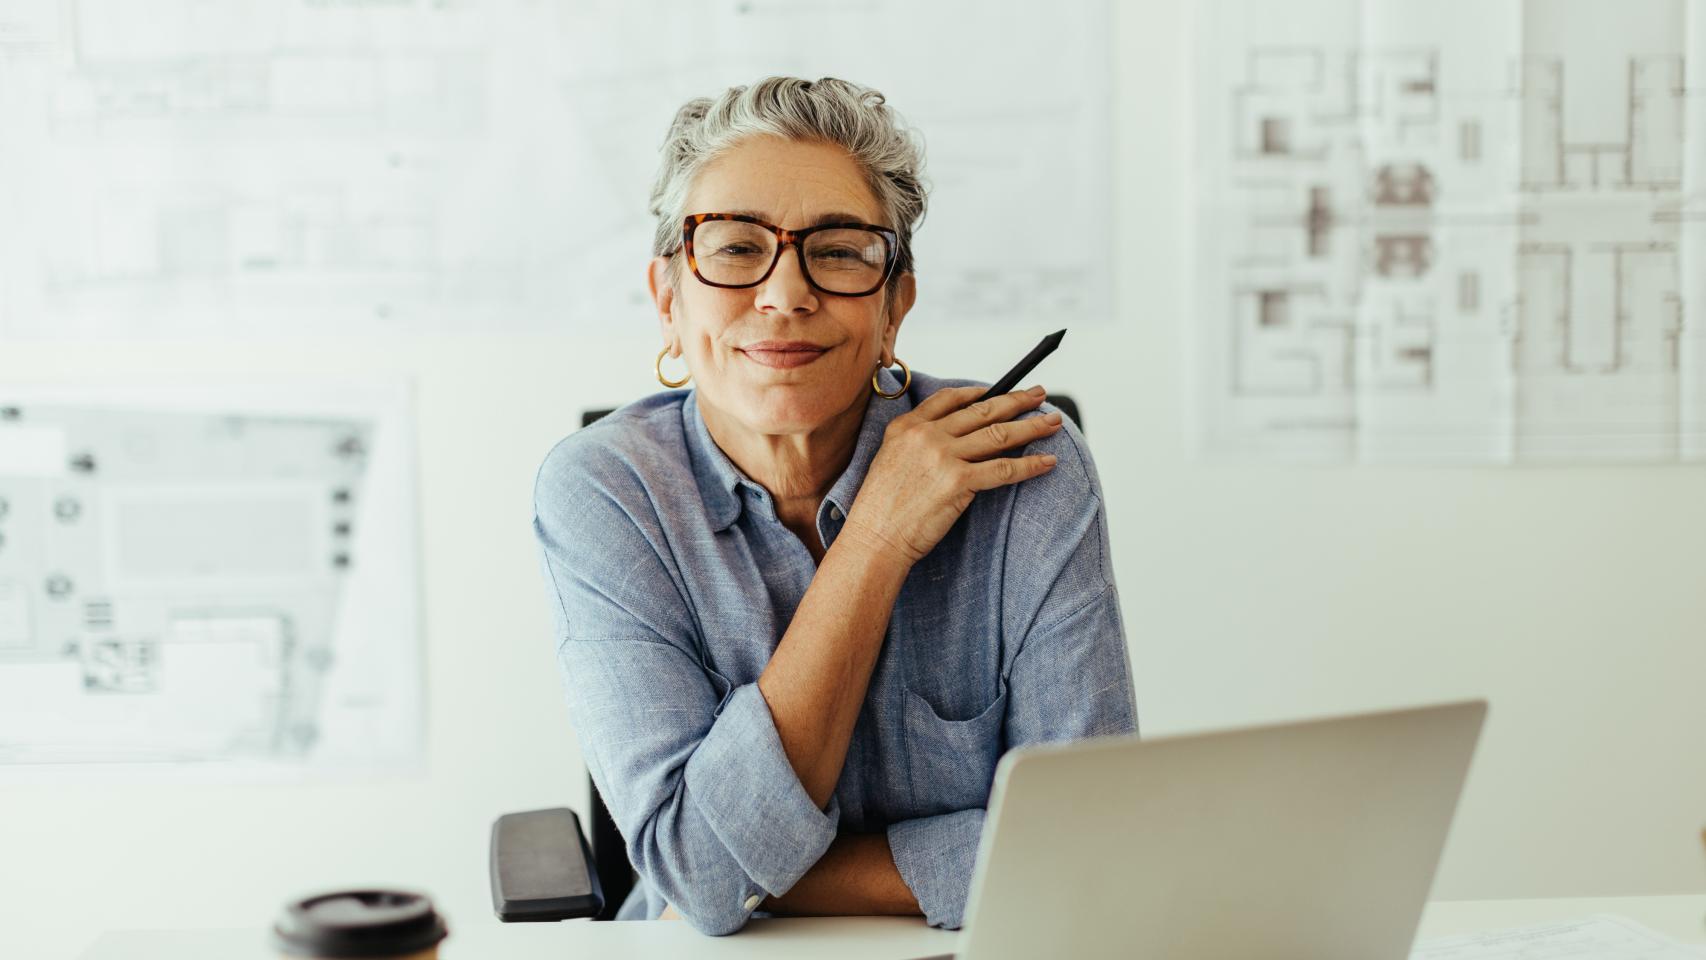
[956,699,1488,960]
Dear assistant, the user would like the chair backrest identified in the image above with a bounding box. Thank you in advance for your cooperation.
[573,392,1081,920]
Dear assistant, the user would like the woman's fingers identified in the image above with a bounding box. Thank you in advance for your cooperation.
[935,386,1047,437]
[963,451,1059,491]
[909,383,988,421]
[954,409,1063,460]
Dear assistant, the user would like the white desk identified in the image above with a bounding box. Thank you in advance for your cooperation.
[80,916,957,960]
[1416,893,1706,943]
[82,895,1706,959]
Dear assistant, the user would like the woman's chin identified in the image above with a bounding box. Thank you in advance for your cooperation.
[739,396,845,435]
[745,410,827,435]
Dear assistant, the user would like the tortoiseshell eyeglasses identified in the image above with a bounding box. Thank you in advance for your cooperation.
[680,213,899,297]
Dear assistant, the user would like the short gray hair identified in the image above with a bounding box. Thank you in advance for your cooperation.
[648,76,929,292]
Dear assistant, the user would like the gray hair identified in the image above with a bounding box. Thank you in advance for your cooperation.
[648,76,930,293]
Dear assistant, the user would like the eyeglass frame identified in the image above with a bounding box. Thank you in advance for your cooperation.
[679,213,901,298]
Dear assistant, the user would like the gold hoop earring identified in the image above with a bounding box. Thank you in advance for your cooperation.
[655,347,691,388]
[872,357,910,399]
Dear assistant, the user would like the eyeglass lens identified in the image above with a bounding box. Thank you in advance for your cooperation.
[693,220,890,294]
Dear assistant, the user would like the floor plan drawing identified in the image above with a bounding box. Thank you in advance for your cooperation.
[1196,0,1706,462]
[0,0,1111,338]
[0,382,421,773]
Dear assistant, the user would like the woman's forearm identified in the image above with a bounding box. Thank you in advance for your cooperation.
[757,525,910,808]
[760,831,919,916]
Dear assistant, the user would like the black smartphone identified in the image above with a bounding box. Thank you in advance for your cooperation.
[976,329,1066,403]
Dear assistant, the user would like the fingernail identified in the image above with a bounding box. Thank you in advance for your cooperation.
[1028,385,1046,397]
[1045,412,1062,424]
[1042,454,1058,465]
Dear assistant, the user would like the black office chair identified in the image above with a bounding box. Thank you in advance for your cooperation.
[490,395,1083,922]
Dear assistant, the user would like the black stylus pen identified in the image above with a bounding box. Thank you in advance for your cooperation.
[976,329,1067,403]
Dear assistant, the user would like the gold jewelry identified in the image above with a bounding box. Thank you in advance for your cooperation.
[655,347,691,388]
[872,357,910,399]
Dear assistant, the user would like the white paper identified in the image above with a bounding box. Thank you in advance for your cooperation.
[0,380,422,780]
[1195,0,1706,462]
[1412,914,1706,959]
[0,0,1112,338]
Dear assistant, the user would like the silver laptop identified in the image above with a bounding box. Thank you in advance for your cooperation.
[937,699,1487,960]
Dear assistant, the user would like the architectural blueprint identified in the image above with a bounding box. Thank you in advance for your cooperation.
[0,0,1111,338]
[0,382,421,772]
[1196,0,1706,461]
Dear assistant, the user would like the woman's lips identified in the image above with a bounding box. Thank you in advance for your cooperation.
[741,346,828,369]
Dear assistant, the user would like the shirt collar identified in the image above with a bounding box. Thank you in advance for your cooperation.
[681,366,913,533]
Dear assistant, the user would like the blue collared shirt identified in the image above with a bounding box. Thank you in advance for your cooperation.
[531,366,1137,935]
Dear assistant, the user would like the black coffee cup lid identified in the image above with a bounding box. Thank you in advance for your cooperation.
[273,889,449,958]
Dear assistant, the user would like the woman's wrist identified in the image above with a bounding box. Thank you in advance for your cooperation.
[833,516,917,578]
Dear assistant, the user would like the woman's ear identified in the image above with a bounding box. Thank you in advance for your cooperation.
[880,272,917,362]
[647,256,678,351]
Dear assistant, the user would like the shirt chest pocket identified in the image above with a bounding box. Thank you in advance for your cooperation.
[901,679,1008,816]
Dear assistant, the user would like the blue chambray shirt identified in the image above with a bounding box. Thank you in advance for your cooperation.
[531,366,1137,936]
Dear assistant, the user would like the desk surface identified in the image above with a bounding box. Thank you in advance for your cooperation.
[1416,893,1706,943]
[82,895,1706,959]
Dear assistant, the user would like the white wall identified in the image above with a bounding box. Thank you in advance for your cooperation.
[4,3,1705,958]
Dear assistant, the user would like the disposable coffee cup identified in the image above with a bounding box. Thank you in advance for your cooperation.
[272,889,449,959]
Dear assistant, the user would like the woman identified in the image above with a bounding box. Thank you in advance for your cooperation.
[532,76,1136,936]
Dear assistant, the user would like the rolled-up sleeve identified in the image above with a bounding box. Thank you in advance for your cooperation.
[534,441,837,935]
[886,808,986,929]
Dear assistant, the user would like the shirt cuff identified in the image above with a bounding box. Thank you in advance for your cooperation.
[887,808,986,929]
[684,682,840,898]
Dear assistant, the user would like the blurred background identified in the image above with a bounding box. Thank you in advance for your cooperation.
[1,1,1703,957]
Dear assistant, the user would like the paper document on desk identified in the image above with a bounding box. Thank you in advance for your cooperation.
[1412,914,1706,958]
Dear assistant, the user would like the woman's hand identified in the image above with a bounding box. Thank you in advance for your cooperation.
[842,384,1062,568]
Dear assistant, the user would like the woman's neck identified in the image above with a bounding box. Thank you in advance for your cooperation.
[698,391,866,525]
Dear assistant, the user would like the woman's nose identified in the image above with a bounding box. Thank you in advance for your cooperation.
[754,244,818,313]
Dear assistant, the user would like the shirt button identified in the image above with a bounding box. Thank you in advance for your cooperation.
[743,894,762,911]
[829,505,842,520]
